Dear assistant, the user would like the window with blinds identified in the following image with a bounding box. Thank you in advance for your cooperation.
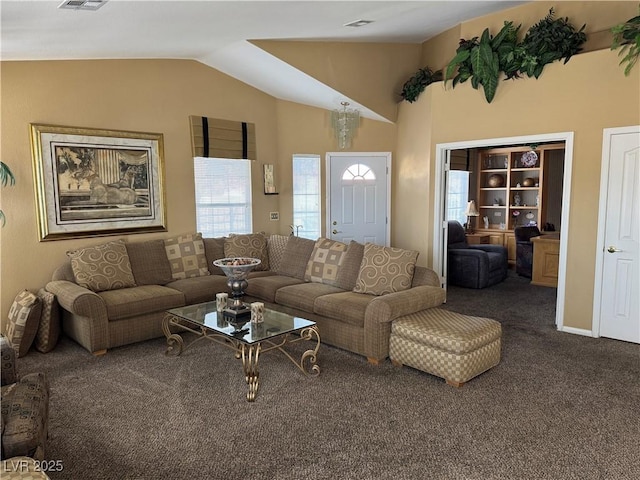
[292,155,321,240]
[194,157,252,237]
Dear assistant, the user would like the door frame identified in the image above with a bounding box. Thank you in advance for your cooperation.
[325,152,391,246]
[433,132,574,332]
[592,125,640,338]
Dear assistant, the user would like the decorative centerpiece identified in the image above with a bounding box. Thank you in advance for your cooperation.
[212,257,261,330]
[487,174,505,187]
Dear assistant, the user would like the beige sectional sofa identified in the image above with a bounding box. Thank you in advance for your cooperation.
[46,233,445,363]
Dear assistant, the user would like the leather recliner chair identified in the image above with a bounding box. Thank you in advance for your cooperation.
[447,221,508,289]
[515,226,541,278]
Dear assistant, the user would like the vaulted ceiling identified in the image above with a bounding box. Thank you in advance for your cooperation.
[1,1,525,119]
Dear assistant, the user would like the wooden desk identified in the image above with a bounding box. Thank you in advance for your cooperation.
[466,233,490,245]
[531,234,560,287]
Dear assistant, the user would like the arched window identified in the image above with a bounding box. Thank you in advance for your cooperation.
[341,163,376,181]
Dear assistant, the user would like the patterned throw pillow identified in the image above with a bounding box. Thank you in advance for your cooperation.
[164,233,210,280]
[353,243,419,296]
[67,240,137,292]
[34,289,61,353]
[304,238,347,286]
[267,235,289,272]
[224,233,269,271]
[5,290,43,357]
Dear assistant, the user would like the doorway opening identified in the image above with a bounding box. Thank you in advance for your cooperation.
[433,132,575,332]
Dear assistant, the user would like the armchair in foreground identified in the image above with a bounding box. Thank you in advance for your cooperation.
[1,334,49,460]
[447,221,508,289]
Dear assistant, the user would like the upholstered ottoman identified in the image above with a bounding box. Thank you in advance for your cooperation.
[389,308,501,387]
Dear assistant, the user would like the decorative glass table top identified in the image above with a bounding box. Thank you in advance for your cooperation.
[166,301,316,345]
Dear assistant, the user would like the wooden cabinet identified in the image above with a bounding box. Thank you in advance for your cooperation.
[466,233,490,245]
[531,234,560,287]
[475,144,564,266]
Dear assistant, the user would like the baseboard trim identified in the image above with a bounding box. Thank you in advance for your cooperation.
[558,326,594,337]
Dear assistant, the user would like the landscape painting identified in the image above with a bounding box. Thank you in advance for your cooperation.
[31,124,167,241]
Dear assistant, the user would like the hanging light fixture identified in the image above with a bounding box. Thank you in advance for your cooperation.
[331,102,360,149]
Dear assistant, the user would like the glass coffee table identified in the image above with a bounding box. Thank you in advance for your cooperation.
[162,301,321,401]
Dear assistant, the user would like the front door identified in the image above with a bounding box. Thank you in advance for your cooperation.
[327,153,390,245]
[598,127,640,343]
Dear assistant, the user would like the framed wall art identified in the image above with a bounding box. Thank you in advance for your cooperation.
[30,124,167,241]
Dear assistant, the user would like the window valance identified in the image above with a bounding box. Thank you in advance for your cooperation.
[189,116,256,160]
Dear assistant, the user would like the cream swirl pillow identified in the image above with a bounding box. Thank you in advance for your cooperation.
[353,243,418,295]
[67,239,137,292]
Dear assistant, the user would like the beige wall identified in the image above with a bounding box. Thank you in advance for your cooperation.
[395,48,640,332]
[254,40,422,122]
[275,99,397,236]
[0,59,396,325]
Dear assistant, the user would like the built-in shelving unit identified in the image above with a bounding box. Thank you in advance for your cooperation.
[476,143,564,265]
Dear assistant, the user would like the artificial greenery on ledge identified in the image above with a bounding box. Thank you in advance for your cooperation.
[611,5,640,76]
[400,66,443,103]
[443,8,586,103]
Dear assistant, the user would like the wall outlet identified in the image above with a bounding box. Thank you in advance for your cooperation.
[270,212,279,221]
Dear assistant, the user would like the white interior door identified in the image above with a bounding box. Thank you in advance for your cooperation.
[327,153,390,245]
[596,127,640,343]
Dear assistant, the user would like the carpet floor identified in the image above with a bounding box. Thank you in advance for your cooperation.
[17,272,640,480]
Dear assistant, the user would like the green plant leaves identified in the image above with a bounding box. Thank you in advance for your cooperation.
[444,10,587,103]
[611,9,640,76]
[400,66,443,103]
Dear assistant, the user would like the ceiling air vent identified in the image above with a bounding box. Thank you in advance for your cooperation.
[58,0,109,11]
[344,19,374,28]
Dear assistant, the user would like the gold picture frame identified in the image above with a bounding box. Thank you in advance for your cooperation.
[31,123,167,241]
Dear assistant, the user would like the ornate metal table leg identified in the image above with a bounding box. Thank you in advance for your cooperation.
[241,343,261,402]
[299,326,321,376]
[162,314,184,356]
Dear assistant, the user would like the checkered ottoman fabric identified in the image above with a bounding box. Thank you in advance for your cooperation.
[389,308,501,386]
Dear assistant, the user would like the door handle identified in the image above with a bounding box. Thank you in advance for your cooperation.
[332,229,342,235]
[607,246,622,253]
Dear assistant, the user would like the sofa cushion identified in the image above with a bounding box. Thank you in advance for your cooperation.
[245,275,303,303]
[334,241,365,291]
[5,291,42,358]
[224,233,270,271]
[34,289,60,354]
[164,233,210,280]
[353,243,419,296]
[304,238,347,286]
[268,234,289,272]
[275,283,344,314]
[67,239,137,292]
[203,237,226,275]
[277,236,315,280]
[126,239,173,285]
[313,291,373,328]
[165,275,230,305]
[98,285,185,321]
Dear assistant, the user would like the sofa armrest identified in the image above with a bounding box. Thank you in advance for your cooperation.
[469,244,507,255]
[412,266,441,287]
[362,285,446,362]
[366,285,446,325]
[0,334,18,386]
[45,280,107,320]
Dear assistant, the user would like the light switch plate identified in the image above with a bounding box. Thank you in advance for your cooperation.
[270,212,279,221]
